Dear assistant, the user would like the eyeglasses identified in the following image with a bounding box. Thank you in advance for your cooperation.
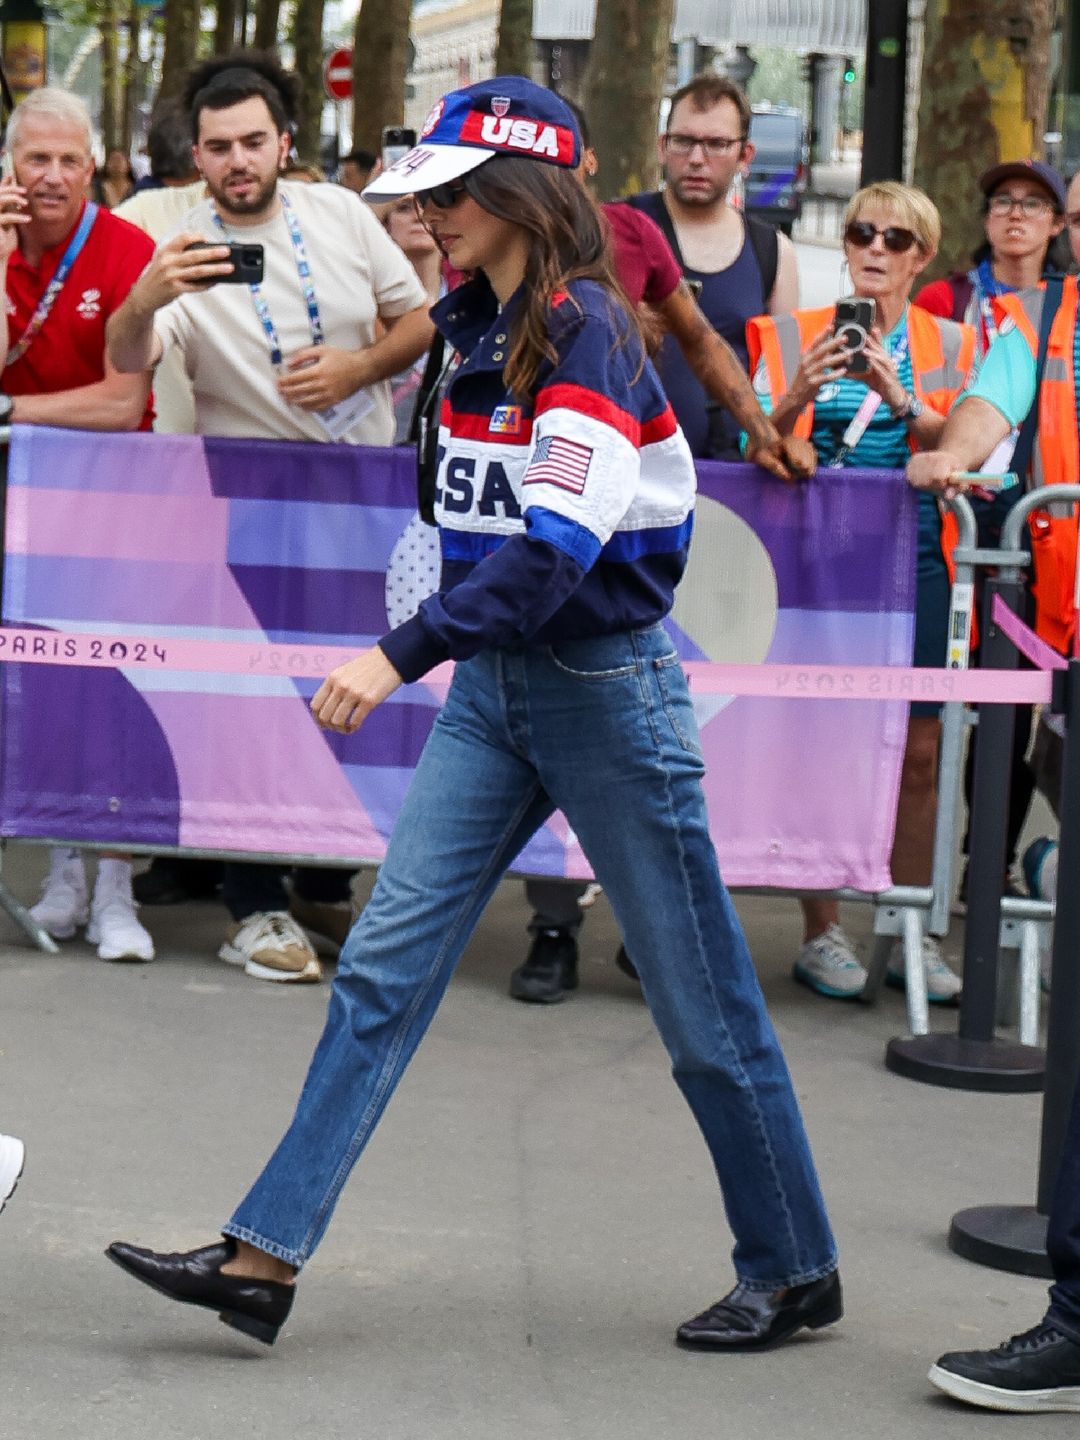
[987,192,1056,217]
[844,220,919,253]
[416,180,468,210]
[665,133,745,157]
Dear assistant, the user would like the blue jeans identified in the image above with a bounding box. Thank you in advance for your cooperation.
[224,625,838,1288]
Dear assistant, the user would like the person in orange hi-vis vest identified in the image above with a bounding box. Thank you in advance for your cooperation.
[747,181,976,1006]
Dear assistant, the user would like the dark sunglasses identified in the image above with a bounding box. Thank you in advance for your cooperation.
[416,179,469,210]
[844,220,919,253]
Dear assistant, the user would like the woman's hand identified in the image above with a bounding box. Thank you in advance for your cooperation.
[311,647,403,734]
[789,328,853,407]
[861,326,908,411]
[906,450,967,498]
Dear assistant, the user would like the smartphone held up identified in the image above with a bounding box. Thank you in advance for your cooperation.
[382,126,416,170]
[832,297,874,377]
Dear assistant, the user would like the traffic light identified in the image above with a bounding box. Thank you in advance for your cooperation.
[843,57,857,84]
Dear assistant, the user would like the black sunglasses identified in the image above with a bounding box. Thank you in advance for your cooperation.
[416,179,469,210]
[844,220,919,253]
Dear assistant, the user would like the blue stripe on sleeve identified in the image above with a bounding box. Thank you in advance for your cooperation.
[600,516,694,561]
[524,505,603,569]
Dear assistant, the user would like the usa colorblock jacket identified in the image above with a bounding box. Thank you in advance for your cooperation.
[379,276,697,683]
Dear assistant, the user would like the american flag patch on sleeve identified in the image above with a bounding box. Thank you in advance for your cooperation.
[522,434,593,494]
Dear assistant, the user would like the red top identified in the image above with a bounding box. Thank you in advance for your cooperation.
[602,202,682,307]
[912,277,956,320]
[4,201,155,429]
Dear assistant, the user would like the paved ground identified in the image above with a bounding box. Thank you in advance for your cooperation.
[0,840,1065,1440]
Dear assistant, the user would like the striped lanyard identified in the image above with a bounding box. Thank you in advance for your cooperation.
[210,190,324,370]
[970,259,1010,354]
[6,201,98,367]
[828,325,911,469]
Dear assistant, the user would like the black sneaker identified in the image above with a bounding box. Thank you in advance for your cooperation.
[509,929,578,1004]
[929,1321,1080,1413]
[133,857,223,905]
[614,945,640,983]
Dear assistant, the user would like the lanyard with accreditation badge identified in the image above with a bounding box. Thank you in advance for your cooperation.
[6,200,98,367]
[210,190,373,440]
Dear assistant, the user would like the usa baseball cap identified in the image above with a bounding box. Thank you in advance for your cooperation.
[979,158,1066,211]
[363,75,581,200]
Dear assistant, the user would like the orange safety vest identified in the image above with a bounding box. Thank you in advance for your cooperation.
[991,278,1080,655]
[747,303,977,594]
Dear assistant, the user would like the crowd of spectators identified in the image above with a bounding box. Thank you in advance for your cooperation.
[0,52,1077,1416]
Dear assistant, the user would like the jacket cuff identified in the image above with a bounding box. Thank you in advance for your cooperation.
[378,614,448,684]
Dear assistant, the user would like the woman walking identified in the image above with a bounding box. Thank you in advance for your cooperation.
[107,77,839,1355]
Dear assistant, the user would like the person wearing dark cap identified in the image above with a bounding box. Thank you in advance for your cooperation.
[105,74,840,1357]
[915,159,1066,360]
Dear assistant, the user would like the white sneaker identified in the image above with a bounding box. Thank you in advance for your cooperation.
[219,911,322,984]
[87,859,154,962]
[0,1134,25,1214]
[888,934,962,1004]
[793,923,867,998]
[29,847,89,939]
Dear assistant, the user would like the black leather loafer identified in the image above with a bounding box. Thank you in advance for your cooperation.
[106,1237,295,1345]
[677,1271,842,1351]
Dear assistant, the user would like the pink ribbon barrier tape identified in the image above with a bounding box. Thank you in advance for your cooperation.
[0,626,1055,705]
[990,595,1067,672]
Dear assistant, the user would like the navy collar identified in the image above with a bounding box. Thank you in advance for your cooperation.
[432,275,525,376]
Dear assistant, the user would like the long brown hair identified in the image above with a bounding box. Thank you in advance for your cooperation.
[462,155,643,399]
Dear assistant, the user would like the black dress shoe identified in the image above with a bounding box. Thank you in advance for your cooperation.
[614,944,640,983]
[509,929,579,1003]
[929,1321,1080,1412]
[677,1271,842,1351]
[106,1237,295,1345]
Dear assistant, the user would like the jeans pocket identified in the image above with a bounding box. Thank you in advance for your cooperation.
[546,637,641,681]
[654,654,704,758]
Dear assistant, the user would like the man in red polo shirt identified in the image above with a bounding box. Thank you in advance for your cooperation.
[0,87,156,963]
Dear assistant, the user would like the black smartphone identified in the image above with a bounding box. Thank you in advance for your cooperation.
[382,126,416,169]
[832,297,874,376]
[183,240,265,285]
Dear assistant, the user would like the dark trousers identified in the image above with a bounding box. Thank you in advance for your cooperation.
[223,863,353,922]
[1047,1072,1080,1343]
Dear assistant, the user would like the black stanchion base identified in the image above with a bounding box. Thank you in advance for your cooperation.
[948,1205,1052,1278]
[885,1034,1045,1092]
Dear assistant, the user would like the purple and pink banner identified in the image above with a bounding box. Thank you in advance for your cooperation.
[0,427,916,891]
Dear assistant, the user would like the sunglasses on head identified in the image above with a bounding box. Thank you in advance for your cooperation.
[416,179,469,210]
[844,220,919,253]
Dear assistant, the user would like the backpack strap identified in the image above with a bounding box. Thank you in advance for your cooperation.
[626,191,779,301]
[1010,275,1064,487]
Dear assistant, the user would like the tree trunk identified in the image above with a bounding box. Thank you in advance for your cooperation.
[160,0,201,100]
[913,0,1056,281]
[214,0,239,55]
[352,0,412,155]
[121,0,146,156]
[99,0,122,155]
[291,0,327,163]
[495,0,534,79]
[253,0,283,51]
[586,0,674,200]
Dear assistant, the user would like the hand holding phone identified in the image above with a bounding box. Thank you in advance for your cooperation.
[832,297,874,377]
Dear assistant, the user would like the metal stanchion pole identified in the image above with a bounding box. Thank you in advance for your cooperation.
[886,491,1044,1088]
[948,653,1080,1274]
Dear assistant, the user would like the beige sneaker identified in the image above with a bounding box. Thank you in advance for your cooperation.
[288,892,355,954]
[219,911,322,984]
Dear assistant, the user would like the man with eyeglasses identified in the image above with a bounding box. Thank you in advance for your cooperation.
[107,52,432,987]
[626,73,798,462]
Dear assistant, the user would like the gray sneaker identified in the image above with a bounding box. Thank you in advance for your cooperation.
[793,924,867,998]
[888,934,961,1004]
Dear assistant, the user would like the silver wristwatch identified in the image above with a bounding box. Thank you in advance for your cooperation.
[890,390,924,423]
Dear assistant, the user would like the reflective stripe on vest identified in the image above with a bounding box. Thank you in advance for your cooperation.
[994,277,1080,652]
